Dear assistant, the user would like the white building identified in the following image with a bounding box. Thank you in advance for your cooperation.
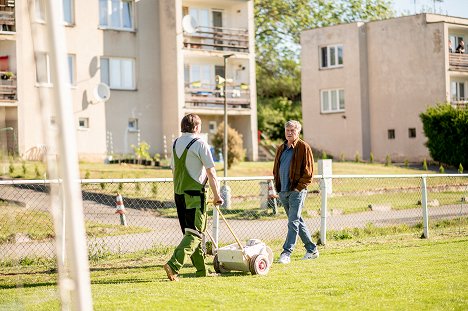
[0,0,258,161]
[301,14,468,162]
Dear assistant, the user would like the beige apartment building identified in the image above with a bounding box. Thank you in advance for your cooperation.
[301,14,468,162]
[0,0,258,162]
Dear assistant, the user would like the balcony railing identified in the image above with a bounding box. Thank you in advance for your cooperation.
[0,0,15,33]
[451,98,467,108]
[184,82,250,109]
[183,26,249,53]
[0,72,16,101]
[449,53,468,72]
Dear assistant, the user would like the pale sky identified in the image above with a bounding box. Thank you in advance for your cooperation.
[392,0,468,18]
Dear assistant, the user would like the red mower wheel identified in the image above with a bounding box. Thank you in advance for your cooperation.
[249,254,270,275]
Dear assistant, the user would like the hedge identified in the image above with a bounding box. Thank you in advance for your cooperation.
[419,104,468,168]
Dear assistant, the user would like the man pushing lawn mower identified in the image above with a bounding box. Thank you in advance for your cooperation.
[164,114,223,282]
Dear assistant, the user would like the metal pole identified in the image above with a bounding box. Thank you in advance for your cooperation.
[421,175,429,238]
[44,1,93,309]
[223,54,234,179]
[320,176,328,245]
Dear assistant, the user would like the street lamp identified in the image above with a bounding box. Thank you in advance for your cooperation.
[221,53,234,208]
[223,54,234,179]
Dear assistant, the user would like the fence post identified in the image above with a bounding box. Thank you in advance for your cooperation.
[319,176,328,245]
[421,175,429,238]
[212,203,219,250]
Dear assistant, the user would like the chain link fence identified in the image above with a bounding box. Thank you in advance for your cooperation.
[0,174,467,260]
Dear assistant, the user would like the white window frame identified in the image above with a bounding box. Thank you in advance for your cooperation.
[78,117,89,129]
[36,52,51,85]
[99,0,134,31]
[63,0,74,25]
[34,0,46,22]
[100,57,136,90]
[320,89,345,113]
[189,64,214,87]
[67,54,76,86]
[208,121,217,133]
[451,80,466,101]
[320,45,344,69]
[128,118,139,132]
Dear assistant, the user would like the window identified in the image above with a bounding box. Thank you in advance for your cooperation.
[101,57,135,90]
[99,0,133,30]
[408,128,416,138]
[35,0,46,22]
[451,81,465,101]
[320,45,343,68]
[67,54,76,85]
[128,118,138,131]
[388,129,395,140]
[36,52,51,84]
[78,118,89,129]
[209,121,217,133]
[320,89,345,113]
[63,0,74,24]
[189,64,213,87]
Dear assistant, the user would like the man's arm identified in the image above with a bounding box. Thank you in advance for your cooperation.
[206,167,223,205]
[296,145,314,191]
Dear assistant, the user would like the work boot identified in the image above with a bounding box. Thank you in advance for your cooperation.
[164,263,179,282]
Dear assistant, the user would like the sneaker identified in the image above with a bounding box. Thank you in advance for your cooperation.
[302,249,319,260]
[164,263,179,281]
[278,253,291,264]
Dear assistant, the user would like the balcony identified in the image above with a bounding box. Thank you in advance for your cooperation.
[449,53,468,72]
[183,26,249,53]
[0,0,15,33]
[451,98,467,108]
[0,71,16,101]
[185,82,250,109]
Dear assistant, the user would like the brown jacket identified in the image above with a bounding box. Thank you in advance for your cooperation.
[273,138,314,192]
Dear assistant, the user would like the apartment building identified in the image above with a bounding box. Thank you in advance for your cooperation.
[0,0,257,161]
[301,14,468,162]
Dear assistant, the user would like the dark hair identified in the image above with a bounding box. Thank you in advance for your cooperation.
[181,113,201,133]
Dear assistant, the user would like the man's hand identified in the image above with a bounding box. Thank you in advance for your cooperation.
[213,195,224,206]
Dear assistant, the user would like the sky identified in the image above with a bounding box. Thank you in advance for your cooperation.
[392,0,468,18]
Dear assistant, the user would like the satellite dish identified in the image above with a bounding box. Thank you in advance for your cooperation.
[89,83,110,105]
[182,15,198,33]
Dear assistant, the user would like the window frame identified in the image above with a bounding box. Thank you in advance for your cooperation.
[63,0,74,25]
[36,52,52,86]
[408,128,416,138]
[128,118,139,132]
[67,54,76,86]
[388,129,395,140]
[78,117,89,129]
[320,44,344,69]
[320,88,345,113]
[100,57,136,90]
[99,0,134,31]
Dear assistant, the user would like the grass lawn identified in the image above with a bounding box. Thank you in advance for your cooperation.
[1,231,467,310]
[1,160,442,180]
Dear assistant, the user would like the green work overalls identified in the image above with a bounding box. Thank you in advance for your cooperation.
[166,138,208,276]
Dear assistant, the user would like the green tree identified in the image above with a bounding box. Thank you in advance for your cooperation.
[212,122,245,169]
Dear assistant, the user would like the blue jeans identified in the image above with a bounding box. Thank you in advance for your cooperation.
[279,190,316,255]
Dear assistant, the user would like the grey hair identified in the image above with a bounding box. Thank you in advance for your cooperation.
[285,120,302,132]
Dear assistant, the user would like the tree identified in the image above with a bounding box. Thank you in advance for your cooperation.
[212,122,245,169]
[254,0,394,138]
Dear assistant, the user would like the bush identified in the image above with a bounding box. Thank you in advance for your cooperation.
[212,122,245,169]
[459,163,464,174]
[423,158,428,171]
[385,154,392,166]
[369,152,374,164]
[321,151,327,159]
[420,104,468,168]
[354,152,360,163]
[439,165,445,174]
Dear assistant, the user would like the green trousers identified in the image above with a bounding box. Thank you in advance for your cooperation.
[167,231,207,277]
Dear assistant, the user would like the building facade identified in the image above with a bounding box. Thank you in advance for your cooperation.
[0,0,258,162]
[301,14,468,162]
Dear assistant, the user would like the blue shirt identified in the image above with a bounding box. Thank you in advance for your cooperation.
[279,143,294,191]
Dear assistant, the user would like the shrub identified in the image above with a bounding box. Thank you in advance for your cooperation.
[340,153,345,162]
[420,104,468,168]
[321,151,327,159]
[132,141,151,162]
[354,152,360,163]
[22,161,27,175]
[212,122,245,169]
[439,165,445,173]
[385,154,391,166]
[369,152,374,164]
[423,158,428,171]
[85,170,91,179]
[459,163,464,174]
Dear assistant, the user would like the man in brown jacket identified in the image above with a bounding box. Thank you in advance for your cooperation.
[273,120,319,264]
